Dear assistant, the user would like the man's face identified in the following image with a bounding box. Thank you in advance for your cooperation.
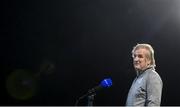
[133,48,151,71]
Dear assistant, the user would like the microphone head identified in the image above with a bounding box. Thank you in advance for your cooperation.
[100,78,112,88]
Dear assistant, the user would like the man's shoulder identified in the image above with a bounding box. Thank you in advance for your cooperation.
[148,69,160,76]
[145,68,163,84]
[145,68,158,75]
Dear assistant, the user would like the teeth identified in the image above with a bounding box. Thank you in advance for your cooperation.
[136,62,140,64]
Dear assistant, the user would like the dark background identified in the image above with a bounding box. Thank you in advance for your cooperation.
[1,0,180,105]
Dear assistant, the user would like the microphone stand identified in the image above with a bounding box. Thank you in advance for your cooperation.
[75,89,96,106]
[87,93,96,106]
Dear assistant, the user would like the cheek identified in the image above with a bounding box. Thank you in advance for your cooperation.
[144,59,150,65]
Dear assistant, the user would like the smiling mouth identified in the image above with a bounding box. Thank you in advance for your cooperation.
[134,62,140,65]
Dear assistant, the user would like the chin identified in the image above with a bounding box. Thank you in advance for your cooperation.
[134,66,140,70]
[134,67,142,71]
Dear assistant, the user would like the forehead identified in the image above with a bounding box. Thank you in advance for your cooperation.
[134,48,149,55]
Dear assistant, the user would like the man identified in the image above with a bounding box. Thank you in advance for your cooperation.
[126,43,163,106]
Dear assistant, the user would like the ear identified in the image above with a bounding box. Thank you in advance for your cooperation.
[147,59,151,66]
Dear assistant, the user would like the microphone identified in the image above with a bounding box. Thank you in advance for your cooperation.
[88,78,112,94]
[75,78,112,106]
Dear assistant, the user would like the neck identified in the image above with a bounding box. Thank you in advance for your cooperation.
[136,67,152,76]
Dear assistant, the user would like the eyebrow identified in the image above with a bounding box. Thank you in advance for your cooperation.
[133,53,144,58]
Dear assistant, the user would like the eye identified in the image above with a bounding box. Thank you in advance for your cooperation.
[138,55,143,58]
